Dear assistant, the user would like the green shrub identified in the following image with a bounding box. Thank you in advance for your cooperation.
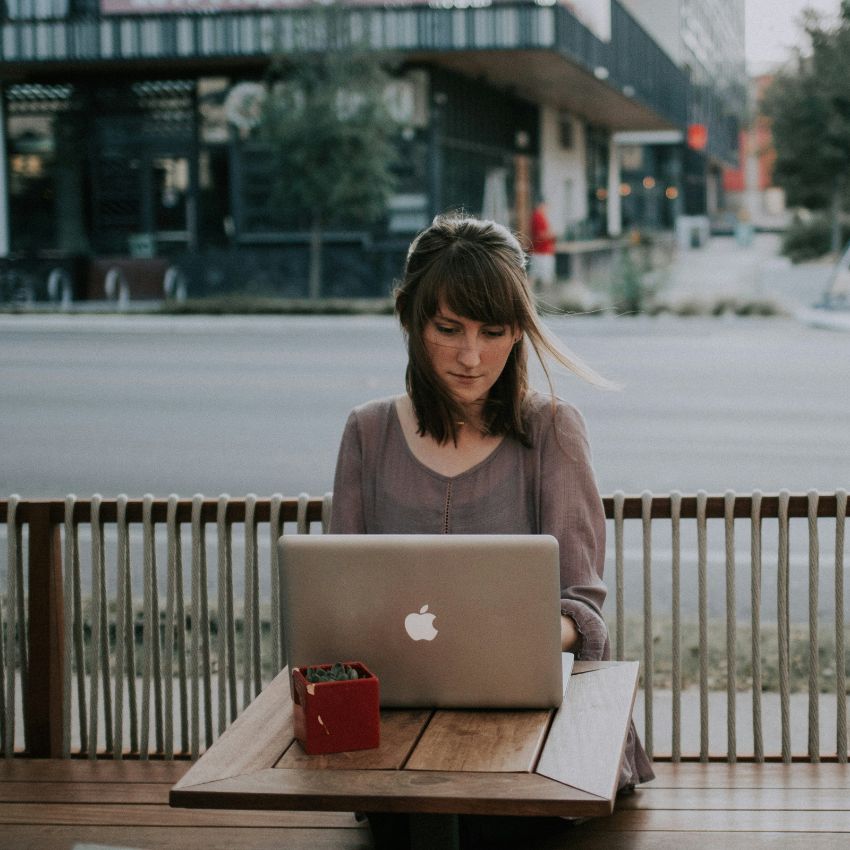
[781,214,850,263]
[610,249,651,315]
[735,300,785,317]
[671,299,707,317]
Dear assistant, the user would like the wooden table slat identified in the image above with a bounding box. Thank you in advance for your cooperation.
[536,661,639,799]
[647,762,850,789]
[0,759,190,784]
[0,781,175,804]
[174,666,293,790]
[0,802,360,828]
[173,766,612,817]
[618,786,850,811]
[530,830,850,850]
[405,709,552,773]
[0,825,372,850]
[590,809,850,832]
[277,710,432,771]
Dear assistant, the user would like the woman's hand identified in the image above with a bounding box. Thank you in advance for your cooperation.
[560,613,580,652]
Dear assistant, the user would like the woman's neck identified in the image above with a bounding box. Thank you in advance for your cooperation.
[395,395,504,478]
[455,401,486,434]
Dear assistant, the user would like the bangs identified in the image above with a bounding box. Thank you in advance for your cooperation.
[414,242,526,329]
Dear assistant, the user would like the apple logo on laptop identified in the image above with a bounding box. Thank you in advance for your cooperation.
[404,604,438,641]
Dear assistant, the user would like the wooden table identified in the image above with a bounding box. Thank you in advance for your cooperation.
[171,657,638,849]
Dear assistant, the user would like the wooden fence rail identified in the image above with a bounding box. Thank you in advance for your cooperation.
[1,491,847,763]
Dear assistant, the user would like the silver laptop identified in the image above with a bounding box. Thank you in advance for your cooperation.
[279,534,567,709]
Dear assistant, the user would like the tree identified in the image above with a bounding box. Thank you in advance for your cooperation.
[257,7,400,298]
[763,1,850,253]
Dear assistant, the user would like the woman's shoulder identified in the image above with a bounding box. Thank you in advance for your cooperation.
[524,390,588,435]
[345,395,404,431]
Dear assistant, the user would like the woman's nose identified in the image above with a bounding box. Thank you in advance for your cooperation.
[456,336,482,367]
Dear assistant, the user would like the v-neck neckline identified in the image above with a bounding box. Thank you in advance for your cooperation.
[390,397,509,482]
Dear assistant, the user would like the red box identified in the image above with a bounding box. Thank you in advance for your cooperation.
[291,662,380,755]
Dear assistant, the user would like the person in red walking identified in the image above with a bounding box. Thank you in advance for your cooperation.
[529,197,557,292]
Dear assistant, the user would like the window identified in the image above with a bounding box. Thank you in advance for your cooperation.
[4,0,70,20]
[558,112,574,149]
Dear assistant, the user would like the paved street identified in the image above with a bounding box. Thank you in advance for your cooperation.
[2,310,847,498]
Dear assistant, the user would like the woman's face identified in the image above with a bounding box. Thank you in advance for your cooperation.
[422,299,519,408]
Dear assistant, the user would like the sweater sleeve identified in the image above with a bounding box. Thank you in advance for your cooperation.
[328,410,367,534]
[539,402,608,660]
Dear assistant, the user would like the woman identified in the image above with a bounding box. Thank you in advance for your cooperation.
[329,214,652,847]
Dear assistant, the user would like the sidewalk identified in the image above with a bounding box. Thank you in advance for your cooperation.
[662,232,834,310]
[2,234,835,316]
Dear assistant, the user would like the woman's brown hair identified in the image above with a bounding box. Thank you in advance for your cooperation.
[394,214,609,446]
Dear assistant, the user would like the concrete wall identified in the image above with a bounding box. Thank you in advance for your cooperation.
[538,106,588,237]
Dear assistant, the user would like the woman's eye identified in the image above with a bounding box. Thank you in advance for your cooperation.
[435,324,458,335]
[484,328,507,338]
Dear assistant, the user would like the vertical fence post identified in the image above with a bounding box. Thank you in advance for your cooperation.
[26,501,65,758]
[835,489,847,763]
[807,490,820,763]
[750,491,764,762]
[614,491,625,661]
[697,491,709,762]
[724,490,737,764]
[641,491,653,760]
[670,491,682,762]
[777,490,792,764]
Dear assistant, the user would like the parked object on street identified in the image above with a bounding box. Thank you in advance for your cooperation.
[798,239,850,331]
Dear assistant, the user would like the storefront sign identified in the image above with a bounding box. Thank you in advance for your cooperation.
[687,123,708,151]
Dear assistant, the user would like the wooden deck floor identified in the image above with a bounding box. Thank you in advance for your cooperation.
[562,762,850,849]
[0,759,369,849]
[1,759,848,849]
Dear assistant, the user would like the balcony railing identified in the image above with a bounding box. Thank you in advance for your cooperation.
[1,490,847,763]
[0,2,687,128]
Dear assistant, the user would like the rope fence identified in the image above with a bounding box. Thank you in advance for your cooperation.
[1,491,848,762]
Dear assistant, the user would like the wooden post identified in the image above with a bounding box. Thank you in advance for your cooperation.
[25,502,64,757]
[513,153,531,249]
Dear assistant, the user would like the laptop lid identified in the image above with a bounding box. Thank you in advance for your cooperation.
[279,534,566,709]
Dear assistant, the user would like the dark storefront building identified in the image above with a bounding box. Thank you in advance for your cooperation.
[1,1,689,303]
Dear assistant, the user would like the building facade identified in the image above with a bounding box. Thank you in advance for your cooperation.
[722,74,787,231]
[1,1,691,300]
[617,0,746,235]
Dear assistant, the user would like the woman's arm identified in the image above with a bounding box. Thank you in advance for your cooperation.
[328,411,367,534]
[539,402,608,659]
[560,613,580,652]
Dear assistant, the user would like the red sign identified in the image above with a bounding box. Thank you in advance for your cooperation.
[687,123,708,151]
